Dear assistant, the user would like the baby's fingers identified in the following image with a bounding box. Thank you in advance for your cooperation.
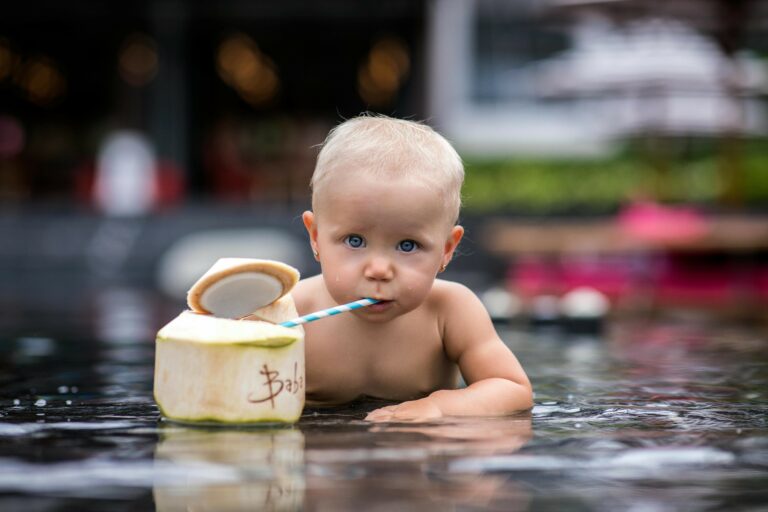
[365,405,398,422]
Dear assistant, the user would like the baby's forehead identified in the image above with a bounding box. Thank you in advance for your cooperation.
[316,168,445,197]
[316,195,453,236]
[317,173,437,203]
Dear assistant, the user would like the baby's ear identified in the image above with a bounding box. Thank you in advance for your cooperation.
[302,211,320,257]
[443,225,464,260]
[302,210,316,234]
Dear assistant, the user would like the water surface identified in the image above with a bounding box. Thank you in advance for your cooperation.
[1,299,767,511]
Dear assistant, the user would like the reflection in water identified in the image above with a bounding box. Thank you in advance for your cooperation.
[153,426,304,511]
[151,415,532,512]
[303,414,533,511]
[368,414,532,454]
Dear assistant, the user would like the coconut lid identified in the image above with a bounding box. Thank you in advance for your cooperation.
[187,258,300,319]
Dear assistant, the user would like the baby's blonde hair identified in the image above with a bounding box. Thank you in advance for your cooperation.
[311,114,464,224]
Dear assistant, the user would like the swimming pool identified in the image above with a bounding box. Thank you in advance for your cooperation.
[1,296,766,511]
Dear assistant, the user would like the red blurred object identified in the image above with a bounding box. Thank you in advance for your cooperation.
[753,265,768,303]
[653,254,739,306]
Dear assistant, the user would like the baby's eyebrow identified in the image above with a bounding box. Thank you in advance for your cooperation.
[327,224,366,235]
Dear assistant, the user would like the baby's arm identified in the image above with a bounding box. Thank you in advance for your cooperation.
[366,283,532,421]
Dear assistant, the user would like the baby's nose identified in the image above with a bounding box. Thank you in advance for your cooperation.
[364,256,394,281]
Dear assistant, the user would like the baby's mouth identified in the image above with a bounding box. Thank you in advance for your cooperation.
[367,298,394,312]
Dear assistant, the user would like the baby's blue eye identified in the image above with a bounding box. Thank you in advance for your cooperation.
[345,235,365,248]
[398,239,418,253]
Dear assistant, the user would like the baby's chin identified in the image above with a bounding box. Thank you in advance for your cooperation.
[352,311,394,323]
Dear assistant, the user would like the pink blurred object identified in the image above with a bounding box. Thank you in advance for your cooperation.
[619,201,709,244]
[510,255,637,303]
[560,256,635,301]
[511,257,562,297]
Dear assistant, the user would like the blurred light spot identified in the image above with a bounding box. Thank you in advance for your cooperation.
[358,36,410,107]
[216,33,279,106]
[217,33,253,85]
[0,38,13,81]
[16,336,56,357]
[481,286,521,319]
[95,131,157,216]
[0,115,25,158]
[20,56,66,105]
[560,287,610,318]
[118,33,158,87]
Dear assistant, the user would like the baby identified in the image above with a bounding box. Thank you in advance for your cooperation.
[292,114,532,421]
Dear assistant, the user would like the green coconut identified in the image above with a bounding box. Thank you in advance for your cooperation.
[154,298,305,425]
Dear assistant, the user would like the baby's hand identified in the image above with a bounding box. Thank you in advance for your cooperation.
[365,398,443,422]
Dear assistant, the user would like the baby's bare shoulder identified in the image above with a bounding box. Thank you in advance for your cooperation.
[292,274,327,315]
[294,273,323,291]
[430,280,500,361]
[426,280,486,326]
[429,279,478,306]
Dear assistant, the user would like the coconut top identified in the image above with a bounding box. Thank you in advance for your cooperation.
[157,311,302,347]
[186,258,300,319]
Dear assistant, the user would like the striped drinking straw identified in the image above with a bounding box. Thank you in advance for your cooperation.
[280,298,380,328]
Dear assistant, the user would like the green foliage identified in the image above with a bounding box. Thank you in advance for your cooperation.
[461,139,768,212]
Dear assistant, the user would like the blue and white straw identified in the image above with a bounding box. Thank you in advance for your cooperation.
[280,298,380,328]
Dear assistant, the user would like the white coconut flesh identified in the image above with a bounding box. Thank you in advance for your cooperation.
[199,272,284,319]
[156,310,297,346]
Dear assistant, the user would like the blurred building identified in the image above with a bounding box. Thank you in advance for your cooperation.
[427,0,768,157]
[2,0,768,319]
[0,0,425,206]
[1,0,767,205]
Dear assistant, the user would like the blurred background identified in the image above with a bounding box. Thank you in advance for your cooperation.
[2,0,768,336]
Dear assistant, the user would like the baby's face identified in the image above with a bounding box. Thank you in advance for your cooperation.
[306,174,461,322]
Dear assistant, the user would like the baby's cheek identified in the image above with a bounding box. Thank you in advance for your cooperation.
[323,273,356,302]
[402,273,436,303]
